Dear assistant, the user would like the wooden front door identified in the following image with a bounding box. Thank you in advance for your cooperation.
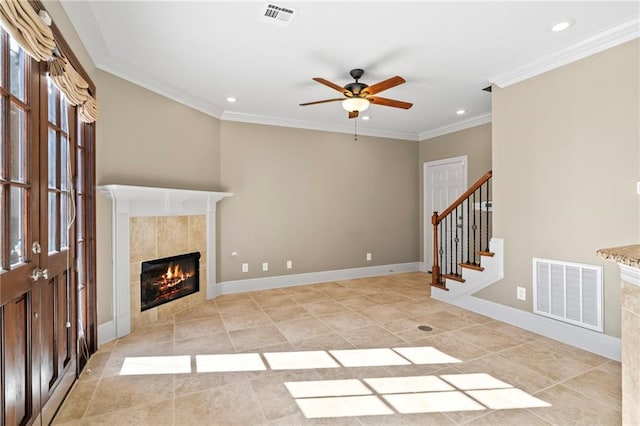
[0,33,77,425]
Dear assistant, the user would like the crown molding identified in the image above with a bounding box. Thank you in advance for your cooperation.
[221,111,419,141]
[491,16,640,88]
[98,55,225,118]
[418,113,492,141]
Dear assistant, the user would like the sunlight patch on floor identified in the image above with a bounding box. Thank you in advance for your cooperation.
[285,372,552,418]
[466,388,552,409]
[364,375,454,394]
[264,350,340,370]
[285,379,371,398]
[118,346,459,375]
[329,348,411,367]
[195,353,266,372]
[294,395,394,418]
[383,390,486,413]
[120,355,191,375]
[117,347,551,420]
[440,373,513,390]
[393,346,462,364]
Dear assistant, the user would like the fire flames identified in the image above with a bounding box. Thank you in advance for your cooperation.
[157,263,193,288]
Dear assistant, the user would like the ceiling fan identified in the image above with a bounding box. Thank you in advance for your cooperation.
[300,68,413,119]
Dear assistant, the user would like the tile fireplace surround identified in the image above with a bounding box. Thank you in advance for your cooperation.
[98,185,232,343]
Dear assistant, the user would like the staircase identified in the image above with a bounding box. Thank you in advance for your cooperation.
[427,171,616,362]
[430,171,504,300]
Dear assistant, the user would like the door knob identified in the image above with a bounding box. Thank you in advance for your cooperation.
[30,268,50,282]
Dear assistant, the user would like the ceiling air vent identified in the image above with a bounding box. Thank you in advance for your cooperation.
[259,3,298,28]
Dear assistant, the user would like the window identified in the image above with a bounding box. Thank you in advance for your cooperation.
[46,78,73,253]
[0,32,32,269]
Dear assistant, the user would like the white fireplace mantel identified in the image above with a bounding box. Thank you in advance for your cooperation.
[98,184,232,340]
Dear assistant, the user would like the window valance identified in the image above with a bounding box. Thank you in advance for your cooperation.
[0,0,54,61]
[0,0,98,122]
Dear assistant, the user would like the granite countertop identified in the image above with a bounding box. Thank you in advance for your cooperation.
[597,244,640,268]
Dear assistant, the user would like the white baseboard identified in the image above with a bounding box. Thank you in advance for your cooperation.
[97,320,116,346]
[432,293,621,361]
[218,262,421,295]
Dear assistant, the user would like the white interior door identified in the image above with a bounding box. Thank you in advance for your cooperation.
[424,156,467,271]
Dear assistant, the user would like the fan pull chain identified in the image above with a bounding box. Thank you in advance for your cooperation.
[354,117,358,141]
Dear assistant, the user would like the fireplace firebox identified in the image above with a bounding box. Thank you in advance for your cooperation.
[140,252,200,311]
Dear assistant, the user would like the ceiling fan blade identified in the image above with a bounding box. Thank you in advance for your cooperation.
[299,98,345,106]
[348,110,359,119]
[313,77,352,95]
[362,76,406,96]
[368,96,413,109]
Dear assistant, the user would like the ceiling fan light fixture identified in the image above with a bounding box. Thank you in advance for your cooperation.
[342,97,370,112]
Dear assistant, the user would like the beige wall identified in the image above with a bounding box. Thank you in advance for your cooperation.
[94,72,221,189]
[483,40,640,337]
[418,124,492,261]
[219,121,419,282]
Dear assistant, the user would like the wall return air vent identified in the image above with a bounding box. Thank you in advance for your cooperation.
[532,257,603,332]
[259,3,298,28]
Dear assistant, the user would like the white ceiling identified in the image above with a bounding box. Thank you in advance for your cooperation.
[60,1,639,141]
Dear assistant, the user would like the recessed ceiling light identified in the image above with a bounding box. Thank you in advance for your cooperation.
[552,20,574,32]
[456,109,467,115]
[361,115,370,120]
[226,97,237,103]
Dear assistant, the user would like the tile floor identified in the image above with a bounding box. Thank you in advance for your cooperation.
[54,272,621,425]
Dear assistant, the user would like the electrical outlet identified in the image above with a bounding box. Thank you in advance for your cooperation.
[286,260,292,269]
[517,286,526,301]
[242,263,249,273]
[262,262,269,272]
[366,252,372,262]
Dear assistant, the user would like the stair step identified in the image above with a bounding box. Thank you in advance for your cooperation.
[478,250,495,257]
[460,263,485,272]
[429,282,449,291]
[443,273,465,283]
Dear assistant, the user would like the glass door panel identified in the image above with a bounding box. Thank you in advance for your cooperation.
[40,78,76,411]
[0,30,40,426]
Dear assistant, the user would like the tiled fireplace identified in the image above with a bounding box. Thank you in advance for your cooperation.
[99,185,232,341]
[130,216,205,330]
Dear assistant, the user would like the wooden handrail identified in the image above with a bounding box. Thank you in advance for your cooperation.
[435,171,492,223]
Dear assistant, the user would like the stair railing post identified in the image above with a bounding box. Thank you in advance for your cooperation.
[431,212,440,287]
